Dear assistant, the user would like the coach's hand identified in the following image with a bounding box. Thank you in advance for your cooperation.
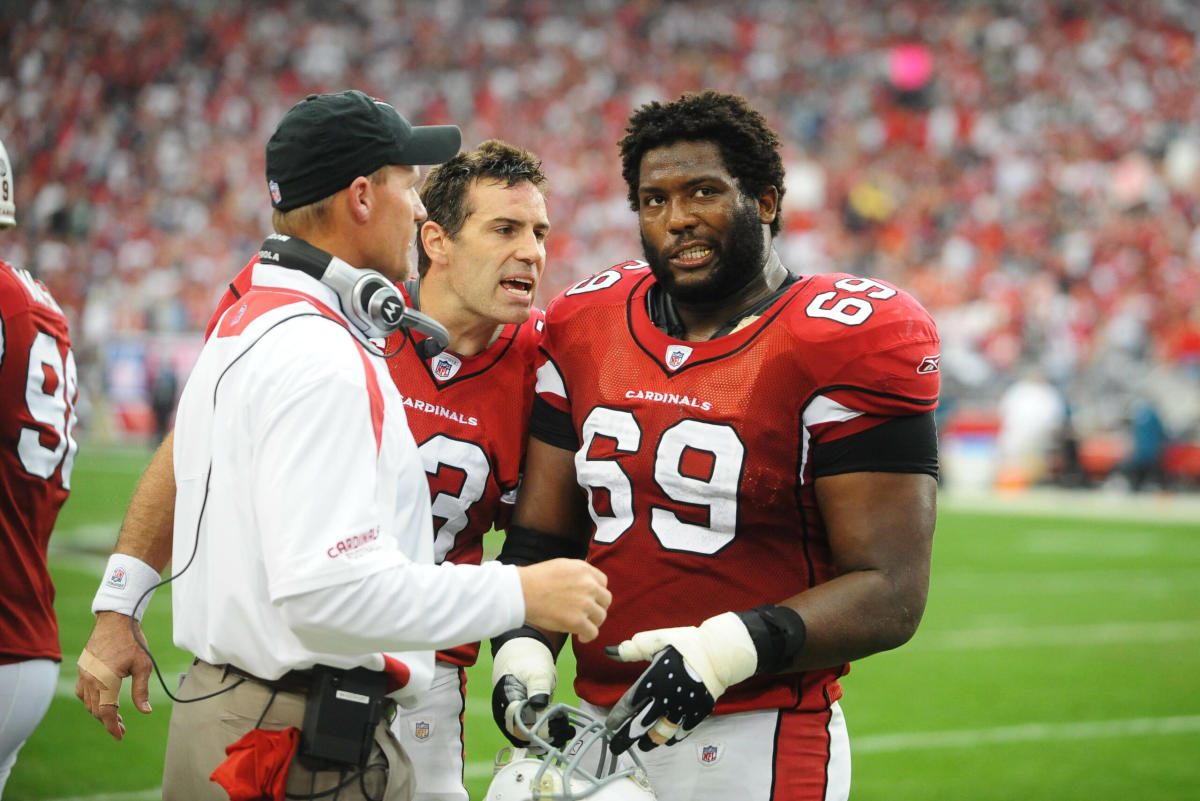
[603,612,758,754]
[75,611,154,741]
[516,558,610,642]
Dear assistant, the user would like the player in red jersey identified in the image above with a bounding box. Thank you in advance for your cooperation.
[0,137,79,795]
[384,141,552,801]
[490,92,940,801]
[75,139,566,801]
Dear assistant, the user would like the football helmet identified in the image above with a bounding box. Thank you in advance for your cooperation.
[0,137,15,228]
[484,702,656,801]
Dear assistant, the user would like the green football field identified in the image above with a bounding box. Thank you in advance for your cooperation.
[8,443,1200,800]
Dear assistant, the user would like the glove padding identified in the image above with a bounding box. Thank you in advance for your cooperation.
[491,636,573,747]
[603,612,758,754]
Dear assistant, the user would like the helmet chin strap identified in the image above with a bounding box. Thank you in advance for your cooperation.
[258,232,450,358]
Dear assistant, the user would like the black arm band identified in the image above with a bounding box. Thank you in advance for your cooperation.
[498,523,589,565]
[735,605,808,675]
[490,624,560,659]
[529,395,580,450]
[812,410,939,480]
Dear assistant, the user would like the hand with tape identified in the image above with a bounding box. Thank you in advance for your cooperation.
[603,612,759,754]
[75,612,155,741]
[491,628,574,748]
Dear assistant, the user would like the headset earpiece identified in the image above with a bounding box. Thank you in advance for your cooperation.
[258,234,450,355]
[319,257,404,339]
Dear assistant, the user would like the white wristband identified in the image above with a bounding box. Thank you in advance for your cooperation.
[91,554,161,621]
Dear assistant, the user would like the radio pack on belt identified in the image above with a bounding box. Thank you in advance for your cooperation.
[298,665,389,770]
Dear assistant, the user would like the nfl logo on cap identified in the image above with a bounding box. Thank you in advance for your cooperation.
[269,180,282,205]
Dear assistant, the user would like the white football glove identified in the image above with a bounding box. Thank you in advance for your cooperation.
[492,636,573,746]
[604,612,758,753]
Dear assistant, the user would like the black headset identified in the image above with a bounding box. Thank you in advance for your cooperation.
[258,232,450,358]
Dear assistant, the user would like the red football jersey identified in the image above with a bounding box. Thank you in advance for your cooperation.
[209,261,543,667]
[534,262,940,714]
[0,260,77,663]
[383,297,543,666]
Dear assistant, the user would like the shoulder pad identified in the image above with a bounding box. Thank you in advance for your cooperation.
[546,260,650,318]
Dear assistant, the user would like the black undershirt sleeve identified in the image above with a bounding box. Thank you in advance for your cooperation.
[529,395,580,451]
[810,410,939,480]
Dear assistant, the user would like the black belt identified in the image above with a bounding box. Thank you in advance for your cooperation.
[194,657,313,695]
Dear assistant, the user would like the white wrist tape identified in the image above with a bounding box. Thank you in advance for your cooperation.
[492,637,557,698]
[614,611,758,699]
[91,554,161,621]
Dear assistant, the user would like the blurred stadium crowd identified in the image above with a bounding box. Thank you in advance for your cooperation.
[2,0,1199,488]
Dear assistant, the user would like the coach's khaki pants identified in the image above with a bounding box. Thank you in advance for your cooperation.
[162,659,414,801]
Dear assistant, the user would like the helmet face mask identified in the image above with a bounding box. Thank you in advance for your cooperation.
[485,703,657,801]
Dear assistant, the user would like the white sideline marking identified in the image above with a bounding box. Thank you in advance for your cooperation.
[853,715,1200,753]
[912,620,1200,651]
[461,716,1200,778]
[55,660,191,699]
[938,487,1200,524]
[937,568,1200,593]
[46,791,162,801]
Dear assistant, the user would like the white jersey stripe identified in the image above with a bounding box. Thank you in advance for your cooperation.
[798,394,864,484]
[535,358,567,399]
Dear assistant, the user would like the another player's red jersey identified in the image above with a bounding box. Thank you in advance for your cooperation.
[383,292,543,666]
[533,262,940,714]
[0,260,77,663]
[209,262,543,667]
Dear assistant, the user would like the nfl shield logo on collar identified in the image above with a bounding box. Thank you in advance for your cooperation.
[432,352,462,380]
[665,345,693,371]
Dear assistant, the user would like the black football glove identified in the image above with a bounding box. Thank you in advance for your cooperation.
[603,612,758,754]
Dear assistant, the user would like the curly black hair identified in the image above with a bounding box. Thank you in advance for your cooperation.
[618,91,785,237]
[417,139,548,275]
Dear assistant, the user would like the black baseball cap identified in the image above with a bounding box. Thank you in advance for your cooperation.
[266,90,461,212]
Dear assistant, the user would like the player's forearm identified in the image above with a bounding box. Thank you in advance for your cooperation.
[778,470,936,673]
[776,567,929,672]
[112,430,176,571]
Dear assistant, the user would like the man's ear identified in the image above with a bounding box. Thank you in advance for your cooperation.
[757,185,779,226]
[344,175,373,224]
[421,220,450,266]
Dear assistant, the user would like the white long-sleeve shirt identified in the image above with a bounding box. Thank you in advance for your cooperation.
[171,263,524,706]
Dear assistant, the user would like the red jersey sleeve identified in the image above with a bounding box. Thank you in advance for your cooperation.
[788,273,940,445]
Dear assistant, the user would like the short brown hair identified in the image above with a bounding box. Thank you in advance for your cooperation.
[271,167,390,236]
[416,139,548,276]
